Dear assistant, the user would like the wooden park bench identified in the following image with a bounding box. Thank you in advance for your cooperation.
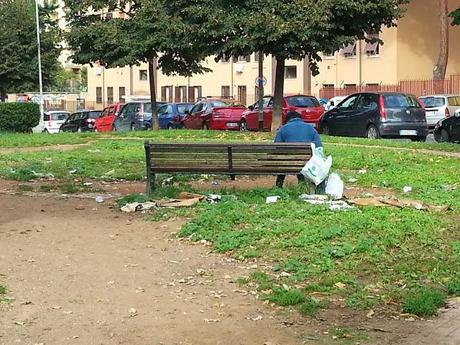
[144,141,313,195]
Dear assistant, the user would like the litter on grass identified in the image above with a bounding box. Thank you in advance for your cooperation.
[266,196,280,204]
[348,197,450,212]
[299,194,356,211]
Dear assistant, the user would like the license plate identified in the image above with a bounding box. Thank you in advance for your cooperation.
[227,123,238,127]
[399,130,417,136]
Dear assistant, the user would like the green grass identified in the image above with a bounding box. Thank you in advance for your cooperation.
[0,285,5,295]
[0,130,459,318]
[402,287,447,316]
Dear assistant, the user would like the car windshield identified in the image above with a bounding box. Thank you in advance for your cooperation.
[144,103,152,113]
[89,111,101,119]
[383,94,421,108]
[286,96,321,108]
[177,104,192,114]
[419,97,445,108]
[51,112,68,121]
[209,100,230,108]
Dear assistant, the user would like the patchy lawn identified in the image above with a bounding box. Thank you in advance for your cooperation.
[1,130,460,318]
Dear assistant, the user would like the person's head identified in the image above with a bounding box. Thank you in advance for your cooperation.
[285,111,301,123]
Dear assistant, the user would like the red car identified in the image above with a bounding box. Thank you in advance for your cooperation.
[94,103,124,132]
[182,98,246,130]
[239,95,324,131]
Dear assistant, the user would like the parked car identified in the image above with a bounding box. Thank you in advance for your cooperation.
[158,103,193,129]
[59,110,102,133]
[239,95,324,131]
[43,111,70,133]
[113,101,166,131]
[319,92,428,141]
[94,103,124,132]
[182,98,246,130]
[418,94,460,129]
[325,96,347,111]
[434,109,460,143]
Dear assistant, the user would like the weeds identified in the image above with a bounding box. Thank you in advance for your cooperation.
[403,287,447,316]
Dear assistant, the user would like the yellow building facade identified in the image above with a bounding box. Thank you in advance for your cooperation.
[85,0,460,108]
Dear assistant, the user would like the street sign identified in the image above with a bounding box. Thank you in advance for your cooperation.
[255,76,267,88]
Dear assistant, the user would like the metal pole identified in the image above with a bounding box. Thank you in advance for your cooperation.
[257,51,264,131]
[35,0,44,125]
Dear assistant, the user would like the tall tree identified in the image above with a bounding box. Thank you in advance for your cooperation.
[434,0,449,81]
[0,0,60,101]
[64,0,210,129]
[451,7,460,25]
[173,0,409,129]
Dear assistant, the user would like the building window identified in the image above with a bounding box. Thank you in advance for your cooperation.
[220,54,230,63]
[254,53,264,62]
[119,87,126,103]
[322,51,335,58]
[188,86,202,103]
[96,87,102,104]
[105,12,113,19]
[323,84,335,88]
[161,86,173,102]
[342,43,357,57]
[344,84,357,88]
[107,87,113,104]
[221,86,230,98]
[365,33,380,56]
[175,86,187,102]
[284,66,297,79]
[139,70,148,81]
[235,55,251,63]
[237,85,247,106]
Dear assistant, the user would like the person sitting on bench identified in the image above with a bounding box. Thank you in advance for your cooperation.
[274,111,323,188]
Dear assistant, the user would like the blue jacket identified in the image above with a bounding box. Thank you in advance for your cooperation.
[274,118,323,147]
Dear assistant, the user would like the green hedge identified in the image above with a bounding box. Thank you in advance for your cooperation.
[0,103,40,133]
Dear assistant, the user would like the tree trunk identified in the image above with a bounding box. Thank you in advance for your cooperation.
[0,90,6,102]
[272,56,285,131]
[434,0,449,81]
[148,58,158,130]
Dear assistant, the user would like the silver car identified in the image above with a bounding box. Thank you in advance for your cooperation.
[419,94,460,128]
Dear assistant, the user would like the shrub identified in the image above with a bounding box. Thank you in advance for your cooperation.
[0,103,40,132]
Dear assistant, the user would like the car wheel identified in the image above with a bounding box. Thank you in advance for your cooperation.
[366,125,380,139]
[438,129,450,143]
[112,125,117,132]
[130,124,136,131]
[411,136,427,142]
[42,129,49,134]
[239,120,248,132]
[167,123,174,130]
[202,122,209,130]
[321,123,330,135]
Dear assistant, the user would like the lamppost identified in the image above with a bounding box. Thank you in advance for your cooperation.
[35,0,44,128]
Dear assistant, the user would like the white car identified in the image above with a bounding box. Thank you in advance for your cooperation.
[419,94,460,128]
[43,111,70,133]
[325,96,347,111]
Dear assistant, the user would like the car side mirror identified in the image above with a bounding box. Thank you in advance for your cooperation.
[248,105,254,111]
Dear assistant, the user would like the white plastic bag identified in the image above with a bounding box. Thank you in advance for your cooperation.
[325,173,344,200]
[301,143,332,185]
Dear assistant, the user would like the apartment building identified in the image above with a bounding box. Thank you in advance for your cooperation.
[85,0,460,107]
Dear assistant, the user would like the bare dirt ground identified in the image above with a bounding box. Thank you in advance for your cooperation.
[1,181,460,345]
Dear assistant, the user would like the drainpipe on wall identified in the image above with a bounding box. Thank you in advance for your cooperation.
[230,58,234,98]
[358,40,363,87]
[129,66,133,97]
[102,66,105,108]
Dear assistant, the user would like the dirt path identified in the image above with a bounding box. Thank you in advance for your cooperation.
[0,142,93,154]
[0,194,308,345]
[1,193,459,345]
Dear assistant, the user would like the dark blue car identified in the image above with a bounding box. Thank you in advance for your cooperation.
[158,103,193,129]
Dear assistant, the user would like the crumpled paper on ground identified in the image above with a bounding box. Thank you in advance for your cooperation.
[348,197,450,212]
[121,202,159,213]
[121,192,206,212]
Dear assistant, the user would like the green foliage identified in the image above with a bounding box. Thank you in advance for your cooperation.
[447,279,460,296]
[0,0,60,98]
[450,8,460,25]
[0,103,40,132]
[0,285,5,295]
[117,193,150,207]
[49,67,85,93]
[297,298,326,316]
[403,287,447,316]
[265,288,306,306]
